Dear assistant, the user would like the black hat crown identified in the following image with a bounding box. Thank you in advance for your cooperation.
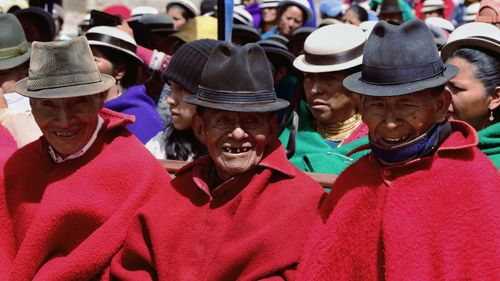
[185,42,289,112]
[343,19,458,97]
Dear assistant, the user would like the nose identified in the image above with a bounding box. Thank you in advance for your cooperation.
[55,108,72,128]
[166,95,176,106]
[229,126,248,140]
[382,105,401,130]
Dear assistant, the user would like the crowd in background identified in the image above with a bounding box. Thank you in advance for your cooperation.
[0,0,499,280]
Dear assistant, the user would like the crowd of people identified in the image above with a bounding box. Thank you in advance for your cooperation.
[0,0,499,280]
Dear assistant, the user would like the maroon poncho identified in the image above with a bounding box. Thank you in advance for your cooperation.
[1,109,171,281]
[110,141,326,280]
[297,120,500,280]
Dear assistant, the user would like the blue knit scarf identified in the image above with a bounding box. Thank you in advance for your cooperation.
[370,121,452,165]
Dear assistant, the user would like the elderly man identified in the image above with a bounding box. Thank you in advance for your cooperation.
[110,42,325,280]
[297,20,500,280]
[1,37,171,280]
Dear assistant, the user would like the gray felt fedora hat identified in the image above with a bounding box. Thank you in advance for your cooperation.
[0,13,31,70]
[185,42,289,112]
[343,19,458,97]
[14,36,115,98]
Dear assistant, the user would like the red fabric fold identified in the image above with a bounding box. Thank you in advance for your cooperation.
[297,121,500,280]
[110,144,326,280]
[1,109,171,281]
[0,125,17,280]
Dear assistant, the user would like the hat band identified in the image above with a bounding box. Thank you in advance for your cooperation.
[197,87,277,104]
[0,41,29,59]
[304,42,364,66]
[361,59,446,85]
[27,72,103,91]
[85,33,137,54]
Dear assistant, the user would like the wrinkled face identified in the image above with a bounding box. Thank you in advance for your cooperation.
[446,56,496,130]
[303,71,357,124]
[262,7,277,23]
[278,6,304,37]
[168,7,187,29]
[343,9,362,26]
[167,80,197,130]
[194,109,275,181]
[0,63,29,93]
[31,94,104,157]
[361,90,449,148]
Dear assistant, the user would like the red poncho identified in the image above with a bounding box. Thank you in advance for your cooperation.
[297,121,500,280]
[1,109,171,281]
[0,125,16,280]
[110,141,326,280]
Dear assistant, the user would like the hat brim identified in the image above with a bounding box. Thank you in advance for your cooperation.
[293,54,363,73]
[184,94,290,112]
[13,74,115,98]
[0,46,31,70]
[87,40,143,65]
[441,37,499,61]
[343,64,458,96]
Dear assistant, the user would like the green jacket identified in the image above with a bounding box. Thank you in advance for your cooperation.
[478,122,500,170]
[279,101,370,175]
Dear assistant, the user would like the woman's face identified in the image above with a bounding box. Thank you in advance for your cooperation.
[303,71,357,125]
[343,9,362,26]
[168,7,187,29]
[278,6,304,37]
[90,47,115,77]
[446,56,496,130]
[261,7,277,23]
[166,80,197,130]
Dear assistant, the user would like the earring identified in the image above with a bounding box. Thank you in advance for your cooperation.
[490,109,495,122]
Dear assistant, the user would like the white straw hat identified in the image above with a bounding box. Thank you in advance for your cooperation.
[85,26,143,64]
[294,23,365,73]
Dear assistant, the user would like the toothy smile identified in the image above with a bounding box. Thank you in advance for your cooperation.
[382,136,409,144]
[54,130,78,138]
[223,147,251,154]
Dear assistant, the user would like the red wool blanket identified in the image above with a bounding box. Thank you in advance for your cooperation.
[1,109,171,281]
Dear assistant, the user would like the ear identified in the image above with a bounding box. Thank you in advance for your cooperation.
[434,89,452,123]
[113,64,126,81]
[192,113,207,145]
[268,114,278,139]
[488,86,500,111]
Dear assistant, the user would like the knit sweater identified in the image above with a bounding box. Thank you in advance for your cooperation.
[1,109,171,281]
[297,120,500,280]
[279,100,370,174]
[110,140,326,280]
[478,121,500,170]
[104,84,164,144]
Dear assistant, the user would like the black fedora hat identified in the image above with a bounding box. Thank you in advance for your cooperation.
[185,42,289,112]
[343,19,458,97]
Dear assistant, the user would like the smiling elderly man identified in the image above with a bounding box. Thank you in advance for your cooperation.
[297,19,500,280]
[110,42,326,280]
[1,36,170,280]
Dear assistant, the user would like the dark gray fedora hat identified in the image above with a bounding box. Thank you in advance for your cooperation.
[185,42,289,112]
[343,19,458,97]
[0,13,31,70]
[14,36,115,98]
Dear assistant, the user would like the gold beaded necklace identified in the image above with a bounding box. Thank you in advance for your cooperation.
[316,113,362,142]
